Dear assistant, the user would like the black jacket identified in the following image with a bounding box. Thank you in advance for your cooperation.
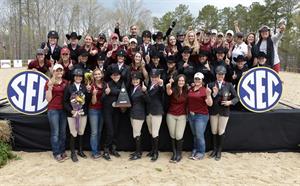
[177,60,196,85]
[63,83,91,117]
[139,44,154,59]
[102,80,122,110]
[145,84,164,115]
[105,63,131,87]
[208,81,239,116]
[41,42,61,62]
[194,62,215,85]
[129,86,147,120]
[231,66,249,88]
[67,44,81,63]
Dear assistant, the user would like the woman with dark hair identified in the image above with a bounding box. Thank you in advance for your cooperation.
[41,30,61,62]
[188,72,213,160]
[63,68,91,162]
[165,35,180,61]
[253,23,285,72]
[228,32,248,66]
[102,65,123,161]
[129,72,148,160]
[130,52,149,84]
[245,32,256,67]
[234,21,256,68]
[145,69,164,161]
[45,64,69,162]
[89,68,104,159]
[195,51,215,85]
[200,31,213,60]
[166,74,188,163]
[96,33,108,54]
[28,49,52,75]
[79,34,98,70]
[208,65,239,161]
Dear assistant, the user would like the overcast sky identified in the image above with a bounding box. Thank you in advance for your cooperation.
[99,0,265,17]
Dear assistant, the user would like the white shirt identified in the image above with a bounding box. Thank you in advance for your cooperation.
[74,83,80,91]
[50,44,56,54]
[232,42,248,65]
[144,44,149,54]
[150,83,156,90]
[259,40,267,54]
[258,31,283,66]
[118,63,123,70]
[132,85,139,95]
[272,32,283,65]
[218,81,223,89]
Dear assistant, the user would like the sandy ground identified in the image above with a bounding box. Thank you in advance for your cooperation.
[0,151,299,185]
[0,68,300,185]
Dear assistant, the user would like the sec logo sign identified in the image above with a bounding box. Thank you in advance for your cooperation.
[7,70,49,115]
[237,67,282,113]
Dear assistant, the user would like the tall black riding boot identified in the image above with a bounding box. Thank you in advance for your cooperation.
[77,135,87,158]
[215,134,225,161]
[147,137,154,157]
[169,138,176,163]
[209,134,218,158]
[175,139,183,162]
[151,137,159,161]
[70,136,78,162]
[130,136,142,160]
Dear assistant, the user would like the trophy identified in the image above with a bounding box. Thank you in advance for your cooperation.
[219,89,231,106]
[113,82,131,108]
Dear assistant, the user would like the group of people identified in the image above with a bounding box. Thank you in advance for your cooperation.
[28,20,285,163]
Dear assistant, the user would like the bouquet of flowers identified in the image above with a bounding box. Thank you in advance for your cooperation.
[70,91,85,132]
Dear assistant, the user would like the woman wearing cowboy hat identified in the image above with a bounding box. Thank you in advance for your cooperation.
[66,32,82,63]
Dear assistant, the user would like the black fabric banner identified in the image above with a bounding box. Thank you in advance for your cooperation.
[0,105,300,152]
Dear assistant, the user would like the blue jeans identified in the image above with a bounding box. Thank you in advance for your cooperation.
[188,113,209,154]
[47,109,67,156]
[89,109,103,156]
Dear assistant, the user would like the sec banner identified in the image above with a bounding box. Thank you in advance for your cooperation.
[237,67,283,113]
[7,70,49,115]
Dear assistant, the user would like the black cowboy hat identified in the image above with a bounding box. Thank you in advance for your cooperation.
[233,55,246,62]
[66,32,82,40]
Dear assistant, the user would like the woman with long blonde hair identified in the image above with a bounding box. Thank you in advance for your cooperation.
[184,31,200,62]
[88,68,104,159]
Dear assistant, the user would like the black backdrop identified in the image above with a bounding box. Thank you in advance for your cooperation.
[0,105,300,152]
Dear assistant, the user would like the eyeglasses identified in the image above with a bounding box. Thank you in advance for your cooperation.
[62,53,69,56]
